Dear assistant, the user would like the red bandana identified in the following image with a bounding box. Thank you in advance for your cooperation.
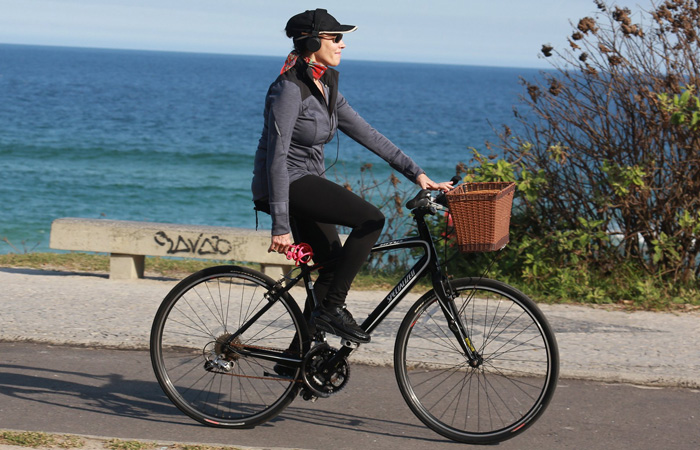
[280,51,327,80]
[280,51,299,74]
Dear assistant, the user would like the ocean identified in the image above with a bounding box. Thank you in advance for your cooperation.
[0,44,541,254]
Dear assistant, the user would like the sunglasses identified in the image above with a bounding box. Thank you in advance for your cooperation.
[319,34,343,43]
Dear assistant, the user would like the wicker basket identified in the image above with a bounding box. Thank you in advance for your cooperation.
[446,182,516,252]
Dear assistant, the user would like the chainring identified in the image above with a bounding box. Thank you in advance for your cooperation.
[301,343,350,398]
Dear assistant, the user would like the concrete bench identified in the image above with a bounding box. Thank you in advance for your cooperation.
[49,218,297,280]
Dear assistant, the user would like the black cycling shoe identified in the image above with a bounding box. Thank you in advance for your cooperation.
[312,305,371,344]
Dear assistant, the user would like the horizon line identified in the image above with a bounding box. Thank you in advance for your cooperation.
[0,41,553,72]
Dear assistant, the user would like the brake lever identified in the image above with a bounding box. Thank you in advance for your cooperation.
[406,189,430,209]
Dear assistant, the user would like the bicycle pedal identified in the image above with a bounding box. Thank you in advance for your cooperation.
[340,338,358,349]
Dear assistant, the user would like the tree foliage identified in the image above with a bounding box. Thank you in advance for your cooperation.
[493,0,700,283]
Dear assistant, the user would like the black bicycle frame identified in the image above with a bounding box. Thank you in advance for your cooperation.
[361,210,478,360]
[227,207,481,370]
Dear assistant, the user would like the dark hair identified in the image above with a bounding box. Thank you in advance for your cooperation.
[286,32,312,56]
[290,37,306,54]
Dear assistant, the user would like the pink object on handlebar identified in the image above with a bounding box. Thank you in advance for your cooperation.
[285,243,314,265]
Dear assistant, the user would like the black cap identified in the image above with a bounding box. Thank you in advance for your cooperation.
[285,9,357,38]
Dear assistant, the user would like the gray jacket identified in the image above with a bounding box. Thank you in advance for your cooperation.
[252,60,424,235]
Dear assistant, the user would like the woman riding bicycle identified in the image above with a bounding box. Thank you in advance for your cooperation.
[251,9,452,343]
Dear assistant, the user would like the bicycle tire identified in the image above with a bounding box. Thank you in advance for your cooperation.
[150,265,308,428]
[394,277,559,444]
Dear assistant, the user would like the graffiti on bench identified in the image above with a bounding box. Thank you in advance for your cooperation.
[154,231,232,256]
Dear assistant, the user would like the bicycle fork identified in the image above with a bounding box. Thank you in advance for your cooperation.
[434,280,484,368]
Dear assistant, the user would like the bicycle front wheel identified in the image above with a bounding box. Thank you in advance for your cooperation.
[394,277,559,444]
[150,265,307,428]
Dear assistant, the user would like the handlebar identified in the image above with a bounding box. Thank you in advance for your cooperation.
[405,175,461,212]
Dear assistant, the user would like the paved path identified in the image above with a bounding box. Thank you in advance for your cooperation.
[1,267,699,388]
[2,343,698,450]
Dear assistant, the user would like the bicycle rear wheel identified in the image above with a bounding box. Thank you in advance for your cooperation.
[394,277,559,444]
[150,265,307,428]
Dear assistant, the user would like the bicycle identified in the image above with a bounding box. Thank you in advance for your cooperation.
[150,183,559,445]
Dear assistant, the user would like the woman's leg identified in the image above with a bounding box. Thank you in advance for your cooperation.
[289,175,384,343]
[289,175,385,307]
[289,217,340,317]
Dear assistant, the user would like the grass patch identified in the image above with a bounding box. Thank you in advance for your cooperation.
[0,252,228,278]
[0,431,84,448]
[0,431,55,448]
[0,432,254,450]
[0,252,110,273]
[173,446,245,450]
[106,440,154,450]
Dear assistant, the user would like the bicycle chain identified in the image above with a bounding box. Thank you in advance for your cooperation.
[207,340,303,383]
[206,339,351,397]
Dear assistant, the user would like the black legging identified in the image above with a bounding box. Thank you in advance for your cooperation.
[287,175,385,309]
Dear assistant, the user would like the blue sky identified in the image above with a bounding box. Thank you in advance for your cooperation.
[1,0,645,68]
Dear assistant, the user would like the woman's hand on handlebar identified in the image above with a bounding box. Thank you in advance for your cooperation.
[269,233,293,254]
[416,173,454,192]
